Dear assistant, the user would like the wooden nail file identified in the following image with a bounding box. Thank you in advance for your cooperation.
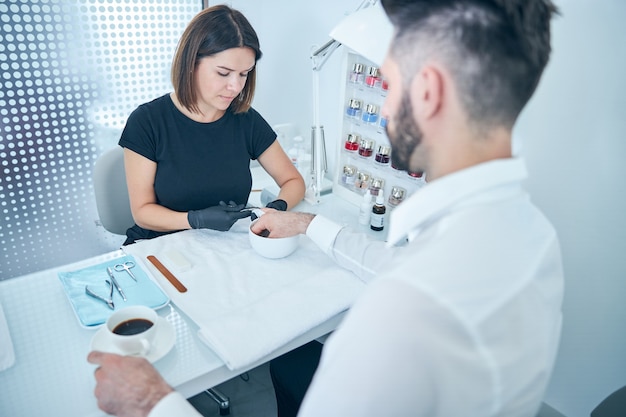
[146,255,188,293]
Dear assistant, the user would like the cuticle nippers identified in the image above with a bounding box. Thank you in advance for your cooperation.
[85,279,115,310]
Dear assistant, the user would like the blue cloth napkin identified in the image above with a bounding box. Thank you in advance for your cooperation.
[57,255,169,328]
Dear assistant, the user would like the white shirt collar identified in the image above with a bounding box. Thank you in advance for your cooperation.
[386,158,528,247]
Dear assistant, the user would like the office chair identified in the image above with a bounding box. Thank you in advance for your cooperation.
[93,146,233,416]
[93,146,135,235]
[591,385,626,417]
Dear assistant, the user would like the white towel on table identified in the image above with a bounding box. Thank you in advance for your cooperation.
[123,220,364,370]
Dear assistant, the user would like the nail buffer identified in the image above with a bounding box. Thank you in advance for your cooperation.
[147,255,188,293]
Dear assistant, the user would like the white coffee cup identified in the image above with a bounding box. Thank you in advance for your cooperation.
[104,305,158,356]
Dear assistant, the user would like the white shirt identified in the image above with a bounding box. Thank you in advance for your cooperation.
[298,158,564,417]
[151,158,564,417]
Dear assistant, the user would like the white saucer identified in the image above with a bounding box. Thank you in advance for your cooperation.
[90,316,175,363]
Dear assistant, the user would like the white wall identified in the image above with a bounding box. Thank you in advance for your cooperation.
[226,1,626,416]
[517,1,626,415]
[225,0,353,175]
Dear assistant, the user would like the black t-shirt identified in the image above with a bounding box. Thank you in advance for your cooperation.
[118,94,276,242]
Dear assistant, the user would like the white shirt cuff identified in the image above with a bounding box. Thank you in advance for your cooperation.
[148,392,202,417]
[306,215,343,255]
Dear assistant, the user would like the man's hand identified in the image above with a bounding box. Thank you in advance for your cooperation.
[88,351,174,417]
[250,211,315,238]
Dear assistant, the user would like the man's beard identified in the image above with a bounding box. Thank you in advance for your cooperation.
[385,92,423,173]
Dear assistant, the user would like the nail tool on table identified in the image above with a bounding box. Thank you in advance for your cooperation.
[114,260,137,281]
[85,280,115,310]
[146,255,188,293]
[107,267,127,301]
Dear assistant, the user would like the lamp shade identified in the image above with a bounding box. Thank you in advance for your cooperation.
[329,2,393,66]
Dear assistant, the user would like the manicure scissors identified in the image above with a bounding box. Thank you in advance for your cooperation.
[85,280,115,310]
[114,260,137,281]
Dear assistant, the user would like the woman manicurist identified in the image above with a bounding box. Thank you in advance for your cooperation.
[119,5,305,245]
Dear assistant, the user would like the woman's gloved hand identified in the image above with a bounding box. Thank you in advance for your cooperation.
[188,201,251,231]
[265,199,288,211]
[251,199,288,221]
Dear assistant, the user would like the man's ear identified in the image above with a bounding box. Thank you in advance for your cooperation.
[411,65,443,120]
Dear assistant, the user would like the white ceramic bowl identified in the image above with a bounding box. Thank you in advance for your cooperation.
[248,219,299,259]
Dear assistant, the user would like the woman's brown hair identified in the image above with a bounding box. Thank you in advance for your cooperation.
[171,5,262,114]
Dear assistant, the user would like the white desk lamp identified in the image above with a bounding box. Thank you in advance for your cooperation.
[306,1,393,204]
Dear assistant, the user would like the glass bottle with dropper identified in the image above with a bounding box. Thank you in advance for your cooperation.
[370,192,386,231]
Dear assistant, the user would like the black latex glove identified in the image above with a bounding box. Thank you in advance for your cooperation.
[188,201,251,231]
[251,199,288,221]
[265,199,288,211]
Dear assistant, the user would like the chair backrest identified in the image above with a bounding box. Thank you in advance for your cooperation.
[591,385,626,417]
[93,146,134,235]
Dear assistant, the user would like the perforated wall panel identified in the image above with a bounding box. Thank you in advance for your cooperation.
[0,0,201,280]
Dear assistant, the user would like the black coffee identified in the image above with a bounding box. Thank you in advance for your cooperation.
[112,318,154,336]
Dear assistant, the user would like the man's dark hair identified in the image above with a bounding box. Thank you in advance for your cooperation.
[381,0,559,130]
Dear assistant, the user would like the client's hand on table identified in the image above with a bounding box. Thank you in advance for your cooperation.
[250,211,315,238]
[88,351,173,417]
[188,201,252,231]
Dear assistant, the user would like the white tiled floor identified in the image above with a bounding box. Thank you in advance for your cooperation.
[188,362,277,417]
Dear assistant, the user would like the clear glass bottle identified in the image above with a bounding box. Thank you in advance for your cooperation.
[358,189,372,226]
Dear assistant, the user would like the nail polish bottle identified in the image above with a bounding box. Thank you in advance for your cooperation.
[391,160,405,177]
[408,170,424,179]
[344,133,360,152]
[341,164,357,187]
[361,104,379,124]
[358,138,374,158]
[374,145,391,165]
[354,170,371,192]
[349,63,365,84]
[346,99,362,118]
[370,192,386,231]
[388,186,406,208]
[365,66,381,88]
[369,177,385,197]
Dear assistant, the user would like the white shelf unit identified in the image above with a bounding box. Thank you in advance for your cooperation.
[332,50,426,209]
